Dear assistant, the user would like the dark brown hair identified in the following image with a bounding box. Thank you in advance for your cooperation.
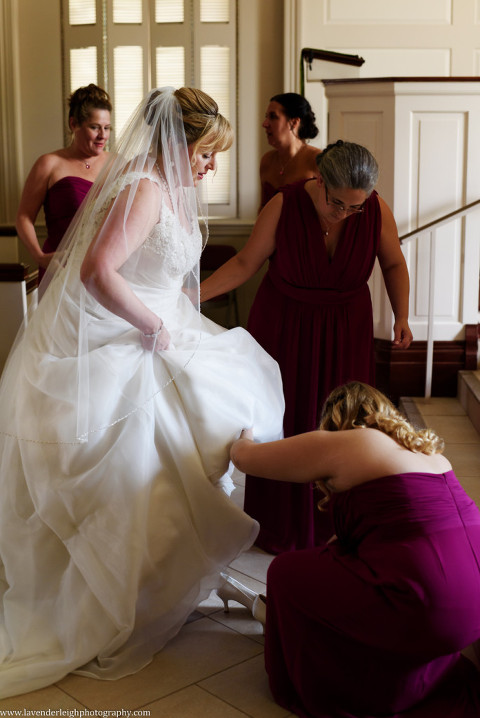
[68,84,112,126]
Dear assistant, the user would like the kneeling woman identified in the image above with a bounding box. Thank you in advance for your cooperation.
[231,382,480,718]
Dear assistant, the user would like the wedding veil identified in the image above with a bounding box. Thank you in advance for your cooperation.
[0,87,210,444]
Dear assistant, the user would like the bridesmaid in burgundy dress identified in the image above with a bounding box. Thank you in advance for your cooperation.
[230,382,480,718]
[201,141,413,553]
[16,83,112,282]
[259,92,321,212]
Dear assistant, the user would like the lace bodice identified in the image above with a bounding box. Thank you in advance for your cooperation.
[143,204,202,277]
[69,171,202,279]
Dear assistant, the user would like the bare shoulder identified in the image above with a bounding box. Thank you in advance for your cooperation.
[328,427,452,492]
[376,194,396,222]
[305,144,321,164]
[30,151,62,175]
[260,150,277,172]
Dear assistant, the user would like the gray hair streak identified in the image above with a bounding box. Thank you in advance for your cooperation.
[316,140,378,195]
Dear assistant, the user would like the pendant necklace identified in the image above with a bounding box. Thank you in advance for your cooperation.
[76,156,92,169]
[320,216,331,236]
[278,143,304,176]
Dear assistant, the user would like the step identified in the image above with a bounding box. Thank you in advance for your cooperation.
[400,370,480,437]
[458,370,480,436]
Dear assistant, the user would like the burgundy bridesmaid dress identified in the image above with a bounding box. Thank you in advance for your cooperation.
[245,179,381,552]
[40,176,92,281]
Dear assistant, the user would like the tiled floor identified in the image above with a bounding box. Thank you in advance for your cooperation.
[1,397,479,717]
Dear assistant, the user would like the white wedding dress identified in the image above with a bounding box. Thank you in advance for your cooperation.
[0,173,284,697]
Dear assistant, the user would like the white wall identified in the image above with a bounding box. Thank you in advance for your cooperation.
[284,0,480,147]
[15,0,64,185]
[326,79,480,342]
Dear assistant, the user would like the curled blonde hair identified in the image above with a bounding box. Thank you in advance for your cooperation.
[316,381,444,508]
[173,87,233,158]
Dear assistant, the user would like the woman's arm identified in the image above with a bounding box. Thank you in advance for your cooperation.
[200,192,283,302]
[230,426,427,492]
[80,179,170,350]
[231,429,337,483]
[376,196,413,349]
[15,155,55,268]
[230,428,377,487]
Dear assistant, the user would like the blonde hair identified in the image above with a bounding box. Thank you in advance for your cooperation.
[316,381,444,508]
[173,87,233,158]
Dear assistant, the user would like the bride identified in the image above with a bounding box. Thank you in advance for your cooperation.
[0,87,284,697]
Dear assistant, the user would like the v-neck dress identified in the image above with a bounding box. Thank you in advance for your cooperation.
[245,179,382,552]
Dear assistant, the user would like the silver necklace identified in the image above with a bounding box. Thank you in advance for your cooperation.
[278,143,304,176]
[319,215,332,236]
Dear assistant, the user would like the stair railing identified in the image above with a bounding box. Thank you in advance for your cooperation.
[400,198,480,397]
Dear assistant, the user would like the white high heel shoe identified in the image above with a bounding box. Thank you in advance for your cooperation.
[217,572,266,627]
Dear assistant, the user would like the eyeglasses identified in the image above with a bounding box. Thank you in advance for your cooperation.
[324,185,365,214]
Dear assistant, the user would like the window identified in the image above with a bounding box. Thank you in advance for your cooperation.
[62,0,236,216]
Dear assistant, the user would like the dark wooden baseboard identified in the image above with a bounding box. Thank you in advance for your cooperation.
[375,324,478,403]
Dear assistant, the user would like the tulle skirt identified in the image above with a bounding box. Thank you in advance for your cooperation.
[0,284,284,697]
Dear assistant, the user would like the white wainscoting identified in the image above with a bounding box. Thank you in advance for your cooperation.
[325,78,480,343]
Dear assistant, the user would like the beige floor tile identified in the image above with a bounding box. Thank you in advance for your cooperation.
[228,564,269,593]
[199,654,290,718]
[57,617,262,711]
[199,570,266,643]
[210,606,265,645]
[145,684,251,717]
[229,547,275,585]
[0,685,85,710]
[196,588,225,616]
[417,415,480,443]
[414,397,466,416]
[443,443,480,477]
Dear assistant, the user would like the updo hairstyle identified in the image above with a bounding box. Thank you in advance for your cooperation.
[316,140,378,194]
[270,92,319,141]
[68,83,112,127]
[174,87,233,159]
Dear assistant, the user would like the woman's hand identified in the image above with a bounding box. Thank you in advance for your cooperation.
[393,318,413,349]
[230,428,254,468]
[141,323,171,352]
[240,428,253,441]
[38,251,56,269]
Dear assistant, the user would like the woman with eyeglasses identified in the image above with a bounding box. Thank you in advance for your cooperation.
[201,140,412,553]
